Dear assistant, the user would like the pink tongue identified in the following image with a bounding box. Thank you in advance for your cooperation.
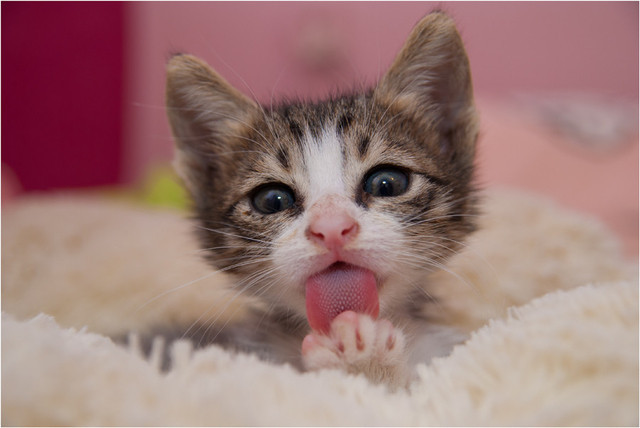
[305,263,379,333]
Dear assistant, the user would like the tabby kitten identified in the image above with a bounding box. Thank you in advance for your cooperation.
[165,11,478,388]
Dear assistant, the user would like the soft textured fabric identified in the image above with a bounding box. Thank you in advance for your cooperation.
[2,190,637,426]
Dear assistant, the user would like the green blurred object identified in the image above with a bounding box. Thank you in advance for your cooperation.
[140,166,189,210]
[101,165,190,211]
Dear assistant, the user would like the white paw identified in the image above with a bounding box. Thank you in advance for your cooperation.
[301,311,406,378]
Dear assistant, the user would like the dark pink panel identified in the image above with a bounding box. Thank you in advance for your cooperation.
[2,2,124,191]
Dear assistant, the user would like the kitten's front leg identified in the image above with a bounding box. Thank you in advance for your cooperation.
[301,311,409,389]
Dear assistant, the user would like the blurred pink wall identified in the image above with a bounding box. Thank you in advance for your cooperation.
[122,2,638,182]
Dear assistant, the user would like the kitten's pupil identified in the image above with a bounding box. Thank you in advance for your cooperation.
[363,168,409,197]
[252,185,295,214]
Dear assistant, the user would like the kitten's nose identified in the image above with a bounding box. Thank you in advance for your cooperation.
[307,211,359,250]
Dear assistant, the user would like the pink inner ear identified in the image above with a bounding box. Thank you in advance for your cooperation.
[305,263,379,334]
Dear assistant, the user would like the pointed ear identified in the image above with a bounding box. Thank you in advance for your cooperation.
[375,12,477,162]
[165,54,258,196]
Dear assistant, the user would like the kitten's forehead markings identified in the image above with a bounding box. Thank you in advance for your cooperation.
[275,146,290,171]
[303,125,347,206]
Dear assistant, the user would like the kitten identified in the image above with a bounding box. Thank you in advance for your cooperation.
[164,11,478,388]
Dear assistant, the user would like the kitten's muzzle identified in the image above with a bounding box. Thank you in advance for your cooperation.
[306,209,359,251]
[303,195,372,278]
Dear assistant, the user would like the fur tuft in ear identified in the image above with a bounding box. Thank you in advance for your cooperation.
[375,12,477,165]
[165,54,258,198]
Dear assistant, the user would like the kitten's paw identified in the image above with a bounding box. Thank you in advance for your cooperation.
[302,311,407,386]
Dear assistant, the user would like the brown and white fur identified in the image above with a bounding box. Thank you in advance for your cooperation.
[165,12,478,389]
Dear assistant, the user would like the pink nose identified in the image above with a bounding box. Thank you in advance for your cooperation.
[307,211,359,249]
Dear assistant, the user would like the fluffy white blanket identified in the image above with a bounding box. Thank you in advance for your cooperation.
[2,190,637,426]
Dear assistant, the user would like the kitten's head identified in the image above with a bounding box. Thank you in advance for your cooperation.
[166,12,478,331]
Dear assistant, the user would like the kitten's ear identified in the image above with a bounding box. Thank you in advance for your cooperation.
[165,54,258,195]
[375,12,477,162]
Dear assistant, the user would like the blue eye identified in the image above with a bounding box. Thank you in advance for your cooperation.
[251,185,295,214]
[363,167,409,197]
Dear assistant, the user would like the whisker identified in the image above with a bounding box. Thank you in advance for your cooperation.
[398,229,499,283]
[395,251,480,297]
[191,264,283,345]
[196,225,273,246]
[181,284,249,342]
[203,220,273,240]
[194,245,270,254]
[135,270,221,312]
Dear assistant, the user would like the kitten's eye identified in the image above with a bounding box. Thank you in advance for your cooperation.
[363,167,409,197]
[251,184,295,214]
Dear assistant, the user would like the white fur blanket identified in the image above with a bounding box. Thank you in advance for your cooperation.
[2,190,638,426]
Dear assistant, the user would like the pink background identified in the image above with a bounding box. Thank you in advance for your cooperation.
[3,2,638,256]
[123,2,638,180]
